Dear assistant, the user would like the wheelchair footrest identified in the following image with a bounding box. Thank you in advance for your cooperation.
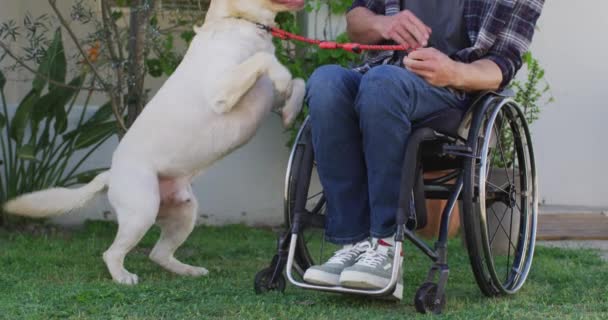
[285,234,404,298]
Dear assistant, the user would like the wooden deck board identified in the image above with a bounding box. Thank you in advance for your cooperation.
[537,213,608,240]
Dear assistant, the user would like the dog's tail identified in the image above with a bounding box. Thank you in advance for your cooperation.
[2,171,110,218]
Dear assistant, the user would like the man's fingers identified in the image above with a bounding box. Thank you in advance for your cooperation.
[401,11,431,44]
[402,19,427,47]
[395,24,419,47]
[404,57,435,72]
[389,29,408,46]
[389,24,416,47]
[408,48,438,60]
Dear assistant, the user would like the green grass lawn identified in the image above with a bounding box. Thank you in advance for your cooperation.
[0,221,606,320]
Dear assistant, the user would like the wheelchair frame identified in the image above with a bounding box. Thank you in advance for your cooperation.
[255,92,538,314]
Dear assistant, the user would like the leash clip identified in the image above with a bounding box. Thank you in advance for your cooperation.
[255,22,271,32]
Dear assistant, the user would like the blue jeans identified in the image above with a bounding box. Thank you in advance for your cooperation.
[305,65,469,244]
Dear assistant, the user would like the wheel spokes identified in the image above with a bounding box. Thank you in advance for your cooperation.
[482,106,531,290]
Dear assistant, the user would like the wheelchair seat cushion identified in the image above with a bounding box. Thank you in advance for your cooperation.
[412,107,465,136]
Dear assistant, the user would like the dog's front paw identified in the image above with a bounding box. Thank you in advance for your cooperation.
[114,271,139,285]
[282,78,305,128]
[269,64,293,96]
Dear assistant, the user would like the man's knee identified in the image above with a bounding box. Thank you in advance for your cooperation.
[307,65,349,92]
[306,65,356,117]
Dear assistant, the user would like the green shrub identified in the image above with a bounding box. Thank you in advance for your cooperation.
[0,29,115,226]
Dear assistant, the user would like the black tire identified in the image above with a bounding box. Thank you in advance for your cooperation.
[414,282,446,314]
[462,96,538,296]
[254,267,286,294]
[284,117,338,275]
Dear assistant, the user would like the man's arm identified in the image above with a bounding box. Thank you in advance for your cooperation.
[346,7,385,45]
[452,59,503,92]
[346,7,431,47]
[404,48,502,92]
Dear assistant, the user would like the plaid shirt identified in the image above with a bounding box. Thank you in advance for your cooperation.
[350,0,545,88]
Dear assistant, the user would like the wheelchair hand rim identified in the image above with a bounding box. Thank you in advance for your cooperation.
[477,99,538,294]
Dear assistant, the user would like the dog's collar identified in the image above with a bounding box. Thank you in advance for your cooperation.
[224,16,275,31]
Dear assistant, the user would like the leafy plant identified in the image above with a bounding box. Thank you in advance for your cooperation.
[274,1,360,144]
[0,1,208,136]
[145,30,196,78]
[0,29,115,225]
[512,52,554,125]
[492,52,553,168]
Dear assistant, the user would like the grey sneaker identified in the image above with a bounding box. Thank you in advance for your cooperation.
[303,240,372,286]
[339,239,404,300]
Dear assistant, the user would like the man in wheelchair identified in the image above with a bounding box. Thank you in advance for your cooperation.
[302,0,544,300]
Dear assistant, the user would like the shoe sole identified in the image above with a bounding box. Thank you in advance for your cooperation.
[303,269,340,286]
[339,270,403,300]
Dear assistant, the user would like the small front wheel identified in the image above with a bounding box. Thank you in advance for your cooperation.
[414,282,446,314]
[254,267,286,294]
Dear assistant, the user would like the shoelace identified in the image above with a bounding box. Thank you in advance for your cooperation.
[356,248,391,268]
[327,242,370,264]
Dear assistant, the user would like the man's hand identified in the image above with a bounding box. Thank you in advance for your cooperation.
[375,10,431,48]
[404,48,457,87]
[346,8,430,46]
[404,48,504,91]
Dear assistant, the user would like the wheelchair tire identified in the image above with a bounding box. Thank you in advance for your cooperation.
[283,117,337,275]
[414,282,446,315]
[462,96,538,296]
[254,267,286,294]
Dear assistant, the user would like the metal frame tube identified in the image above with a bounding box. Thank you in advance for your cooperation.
[438,176,464,244]
[404,228,438,261]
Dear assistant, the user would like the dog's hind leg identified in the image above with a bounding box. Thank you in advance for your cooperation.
[150,187,208,277]
[104,164,160,285]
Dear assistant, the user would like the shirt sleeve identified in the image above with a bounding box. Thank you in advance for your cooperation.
[349,0,384,14]
[485,51,520,90]
[485,0,544,89]
[349,0,367,10]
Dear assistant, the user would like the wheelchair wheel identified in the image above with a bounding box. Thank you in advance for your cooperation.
[462,97,538,296]
[414,282,447,314]
[254,267,286,294]
[284,117,340,275]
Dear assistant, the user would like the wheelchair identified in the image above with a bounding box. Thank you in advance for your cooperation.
[254,90,538,314]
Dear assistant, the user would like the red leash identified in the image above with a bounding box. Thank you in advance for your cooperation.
[257,23,416,54]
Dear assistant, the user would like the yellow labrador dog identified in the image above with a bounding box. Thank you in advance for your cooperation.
[3,0,305,285]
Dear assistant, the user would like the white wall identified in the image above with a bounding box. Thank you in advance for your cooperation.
[528,1,608,210]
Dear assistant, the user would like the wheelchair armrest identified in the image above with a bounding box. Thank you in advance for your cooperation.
[457,89,516,140]
[470,89,515,106]
[496,88,515,98]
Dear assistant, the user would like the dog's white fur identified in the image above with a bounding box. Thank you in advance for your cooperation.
[3,0,305,285]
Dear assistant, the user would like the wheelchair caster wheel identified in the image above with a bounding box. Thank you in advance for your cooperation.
[254,267,286,294]
[414,283,446,314]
